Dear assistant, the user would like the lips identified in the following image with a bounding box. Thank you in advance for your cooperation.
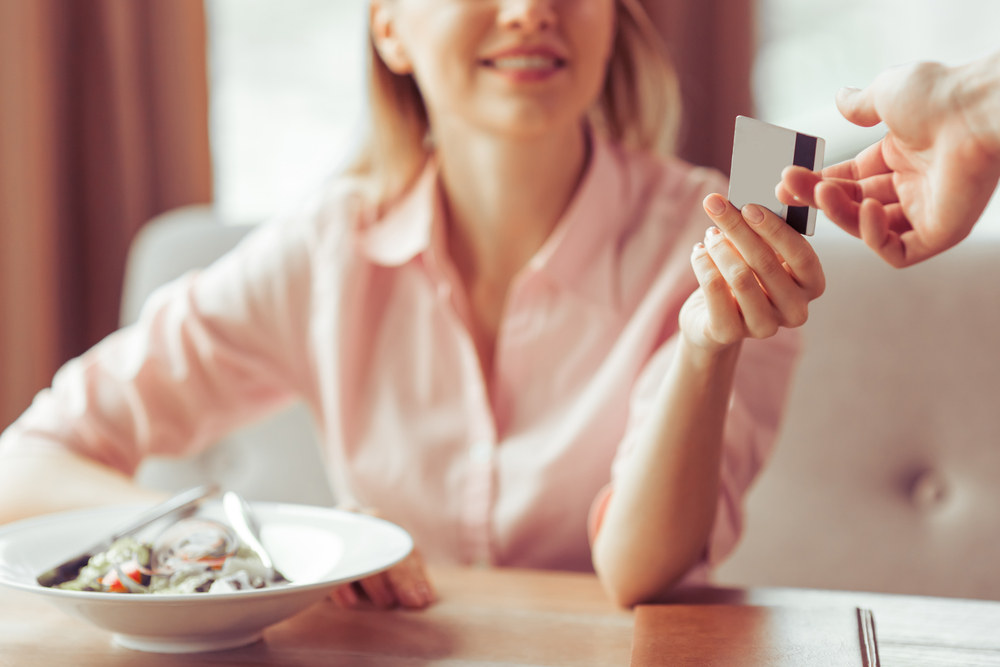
[479,47,567,71]
[486,56,564,71]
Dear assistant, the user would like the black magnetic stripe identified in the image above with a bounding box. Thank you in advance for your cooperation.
[786,132,818,233]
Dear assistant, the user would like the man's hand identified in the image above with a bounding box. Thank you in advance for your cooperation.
[777,54,1000,267]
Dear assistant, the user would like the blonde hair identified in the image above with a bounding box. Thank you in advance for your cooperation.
[346,0,682,207]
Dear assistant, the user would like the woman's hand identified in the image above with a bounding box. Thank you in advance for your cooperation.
[328,547,436,609]
[327,505,436,610]
[681,194,825,351]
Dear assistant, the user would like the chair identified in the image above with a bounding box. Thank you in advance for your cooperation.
[716,224,1000,600]
[120,205,335,506]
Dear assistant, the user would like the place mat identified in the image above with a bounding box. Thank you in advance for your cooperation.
[630,604,879,666]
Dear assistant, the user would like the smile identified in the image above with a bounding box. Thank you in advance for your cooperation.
[481,56,566,71]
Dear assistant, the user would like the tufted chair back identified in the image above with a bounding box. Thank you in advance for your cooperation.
[716,225,1000,600]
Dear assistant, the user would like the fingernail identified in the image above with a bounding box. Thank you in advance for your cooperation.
[374,589,397,609]
[836,86,860,104]
[705,195,726,216]
[398,585,422,608]
[705,226,723,244]
[692,241,706,256]
[332,585,358,607]
[418,581,437,604]
[742,204,765,224]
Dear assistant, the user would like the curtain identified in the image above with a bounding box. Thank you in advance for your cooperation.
[644,0,757,172]
[0,0,212,427]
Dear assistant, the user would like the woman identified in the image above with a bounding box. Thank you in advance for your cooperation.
[0,0,824,609]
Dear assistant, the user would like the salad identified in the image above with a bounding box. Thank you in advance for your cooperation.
[53,517,277,594]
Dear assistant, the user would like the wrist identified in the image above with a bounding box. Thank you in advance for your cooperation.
[952,52,1000,158]
[677,332,742,373]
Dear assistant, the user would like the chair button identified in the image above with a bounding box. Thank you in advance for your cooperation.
[909,469,948,510]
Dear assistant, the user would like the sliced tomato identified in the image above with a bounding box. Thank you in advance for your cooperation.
[101,563,145,593]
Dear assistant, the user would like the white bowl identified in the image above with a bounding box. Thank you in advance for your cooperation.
[0,501,412,653]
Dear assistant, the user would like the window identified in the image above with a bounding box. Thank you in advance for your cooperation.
[755,0,1000,161]
[205,0,368,224]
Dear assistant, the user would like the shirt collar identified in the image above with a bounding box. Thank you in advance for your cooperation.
[358,162,441,267]
[359,132,626,310]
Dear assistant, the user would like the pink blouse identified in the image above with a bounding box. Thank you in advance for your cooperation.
[0,135,800,580]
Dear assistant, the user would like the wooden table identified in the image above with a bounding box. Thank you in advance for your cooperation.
[1,566,999,665]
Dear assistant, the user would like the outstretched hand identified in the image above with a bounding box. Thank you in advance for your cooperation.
[777,59,1000,268]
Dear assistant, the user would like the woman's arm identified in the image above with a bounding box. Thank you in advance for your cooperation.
[591,338,739,607]
[592,194,825,607]
[0,208,317,524]
[0,448,165,524]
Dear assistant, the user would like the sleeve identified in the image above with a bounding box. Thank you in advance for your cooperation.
[0,202,328,475]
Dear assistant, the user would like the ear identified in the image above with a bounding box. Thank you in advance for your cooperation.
[370,1,413,75]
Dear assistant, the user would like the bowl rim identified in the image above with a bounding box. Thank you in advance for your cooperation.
[0,500,413,602]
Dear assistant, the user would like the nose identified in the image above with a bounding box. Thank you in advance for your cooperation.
[498,0,557,33]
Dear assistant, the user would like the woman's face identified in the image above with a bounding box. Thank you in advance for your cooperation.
[374,0,617,140]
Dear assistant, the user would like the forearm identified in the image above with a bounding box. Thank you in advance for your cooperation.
[592,337,741,608]
[0,448,165,525]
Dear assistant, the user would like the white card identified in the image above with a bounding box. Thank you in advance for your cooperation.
[727,115,825,235]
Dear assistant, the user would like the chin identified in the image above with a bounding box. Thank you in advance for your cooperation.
[481,106,587,143]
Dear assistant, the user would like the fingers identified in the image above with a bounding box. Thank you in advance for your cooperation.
[810,141,891,185]
[856,198,932,268]
[814,180,862,237]
[709,196,824,301]
[327,549,436,610]
[694,194,824,345]
[329,581,360,607]
[358,571,397,608]
[776,166,874,209]
[704,221,781,340]
[775,166,822,208]
[778,165,896,210]
[775,166,859,208]
[836,86,883,127]
[384,549,437,609]
[328,506,436,611]
[690,238,747,345]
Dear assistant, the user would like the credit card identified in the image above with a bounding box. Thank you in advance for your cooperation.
[728,115,826,235]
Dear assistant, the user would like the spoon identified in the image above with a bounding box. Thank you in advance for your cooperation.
[221,491,289,584]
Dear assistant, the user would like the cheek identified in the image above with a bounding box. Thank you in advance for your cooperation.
[398,11,485,98]
[577,35,617,100]
[577,1,617,54]
[571,4,618,80]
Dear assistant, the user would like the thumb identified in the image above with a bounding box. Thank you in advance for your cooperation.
[835,86,883,128]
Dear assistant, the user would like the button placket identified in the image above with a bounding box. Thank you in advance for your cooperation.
[459,437,495,566]
[455,322,497,566]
